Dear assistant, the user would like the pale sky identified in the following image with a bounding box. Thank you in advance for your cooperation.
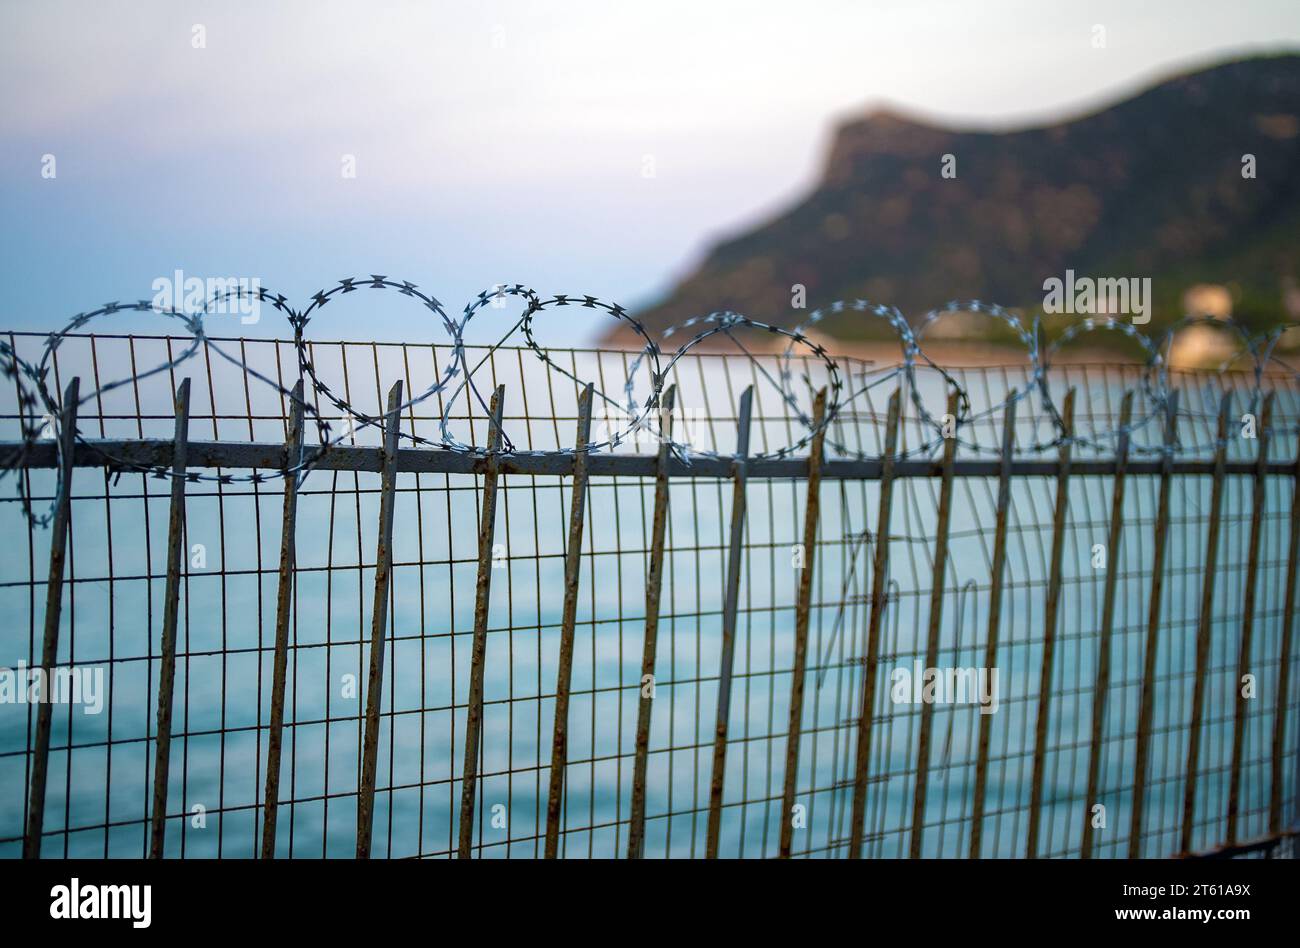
[2,0,1298,344]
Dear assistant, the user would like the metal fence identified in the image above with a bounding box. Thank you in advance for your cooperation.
[2,326,1299,859]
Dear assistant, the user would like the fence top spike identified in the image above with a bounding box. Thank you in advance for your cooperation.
[488,384,505,421]
[733,386,755,461]
[385,378,404,411]
[484,385,507,455]
[575,382,595,454]
[1000,391,1017,451]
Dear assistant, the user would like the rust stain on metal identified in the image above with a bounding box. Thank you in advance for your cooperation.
[628,384,675,859]
[909,388,959,859]
[23,377,80,859]
[1226,392,1273,845]
[779,387,827,859]
[149,378,191,859]
[261,380,305,859]
[1081,390,1135,859]
[705,385,754,859]
[1025,388,1073,859]
[1269,404,1300,835]
[970,391,1021,857]
[356,379,404,858]
[544,383,595,858]
[1129,390,1179,858]
[458,385,506,859]
[849,387,901,858]
[1180,391,1231,854]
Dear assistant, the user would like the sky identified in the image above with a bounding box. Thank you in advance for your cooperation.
[2,0,1298,347]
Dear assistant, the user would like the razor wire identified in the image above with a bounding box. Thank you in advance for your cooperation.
[3,274,1300,526]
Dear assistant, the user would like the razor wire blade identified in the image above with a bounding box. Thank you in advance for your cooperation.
[2,274,1299,526]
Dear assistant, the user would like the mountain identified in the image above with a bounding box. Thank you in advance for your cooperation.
[628,55,1300,344]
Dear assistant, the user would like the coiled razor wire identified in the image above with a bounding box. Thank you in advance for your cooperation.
[662,311,843,463]
[3,276,1299,527]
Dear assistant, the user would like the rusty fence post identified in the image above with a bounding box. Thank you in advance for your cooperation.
[910,388,960,858]
[23,377,79,859]
[149,378,191,859]
[969,391,1020,857]
[778,387,828,859]
[1128,389,1179,858]
[628,384,675,859]
[1180,390,1231,854]
[261,379,305,859]
[1227,393,1273,845]
[705,385,754,858]
[1025,389,1074,858]
[458,385,506,858]
[356,380,404,858]
[544,383,595,858]
[1270,412,1300,837]
[848,388,901,858]
[1081,390,1134,859]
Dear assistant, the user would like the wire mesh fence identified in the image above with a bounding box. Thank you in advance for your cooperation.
[1,329,1298,859]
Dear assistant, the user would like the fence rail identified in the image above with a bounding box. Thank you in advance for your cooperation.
[1,327,1299,859]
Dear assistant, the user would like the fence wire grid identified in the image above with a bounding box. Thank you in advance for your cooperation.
[2,330,1299,860]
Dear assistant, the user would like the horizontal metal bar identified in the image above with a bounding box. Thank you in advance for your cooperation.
[5,438,1296,480]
